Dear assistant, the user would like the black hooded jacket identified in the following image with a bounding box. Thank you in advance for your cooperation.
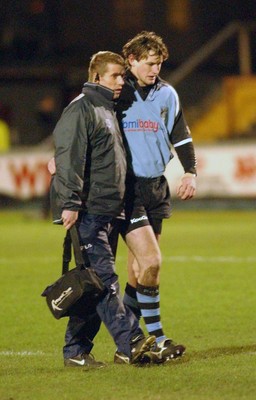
[51,83,127,222]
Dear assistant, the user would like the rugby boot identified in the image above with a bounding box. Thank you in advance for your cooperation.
[130,334,156,364]
[114,351,151,365]
[149,339,186,364]
[114,334,156,365]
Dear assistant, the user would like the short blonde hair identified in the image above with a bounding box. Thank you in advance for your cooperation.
[88,51,125,82]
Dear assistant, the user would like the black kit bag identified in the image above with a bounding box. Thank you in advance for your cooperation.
[41,225,107,319]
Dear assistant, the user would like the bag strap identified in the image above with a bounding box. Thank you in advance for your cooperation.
[62,229,72,275]
[62,225,90,274]
[69,225,85,268]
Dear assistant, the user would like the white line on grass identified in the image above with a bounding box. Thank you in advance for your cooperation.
[0,257,59,265]
[1,350,255,358]
[0,350,44,356]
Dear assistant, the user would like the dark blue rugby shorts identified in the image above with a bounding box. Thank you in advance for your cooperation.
[121,174,172,236]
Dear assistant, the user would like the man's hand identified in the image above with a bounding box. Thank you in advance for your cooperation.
[48,157,56,175]
[176,173,196,200]
[61,210,78,230]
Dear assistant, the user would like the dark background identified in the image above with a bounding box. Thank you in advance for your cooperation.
[0,0,256,145]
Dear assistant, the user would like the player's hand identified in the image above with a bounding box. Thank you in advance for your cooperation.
[61,210,78,230]
[48,157,56,175]
[176,173,196,200]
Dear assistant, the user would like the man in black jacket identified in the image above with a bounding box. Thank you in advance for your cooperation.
[51,51,155,368]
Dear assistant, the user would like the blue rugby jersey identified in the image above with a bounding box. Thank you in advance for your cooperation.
[117,76,193,178]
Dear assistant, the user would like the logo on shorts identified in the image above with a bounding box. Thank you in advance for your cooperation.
[130,215,148,224]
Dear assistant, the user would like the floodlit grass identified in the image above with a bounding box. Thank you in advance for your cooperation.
[0,209,255,400]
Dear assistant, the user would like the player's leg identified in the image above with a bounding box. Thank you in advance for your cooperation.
[124,225,185,362]
[122,176,185,361]
[125,225,167,342]
[123,232,161,319]
[121,177,166,344]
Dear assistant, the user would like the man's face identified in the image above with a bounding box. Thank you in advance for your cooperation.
[99,63,125,99]
[128,51,163,86]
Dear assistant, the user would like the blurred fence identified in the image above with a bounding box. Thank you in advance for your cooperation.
[0,148,52,200]
[0,142,255,204]
[166,142,256,198]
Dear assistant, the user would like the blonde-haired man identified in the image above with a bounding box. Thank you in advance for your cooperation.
[51,51,155,368]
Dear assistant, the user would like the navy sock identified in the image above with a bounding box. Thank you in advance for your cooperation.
[123,283,141,320]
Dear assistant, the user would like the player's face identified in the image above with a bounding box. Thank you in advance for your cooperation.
[99,63,125,99]
[128,51,163,86]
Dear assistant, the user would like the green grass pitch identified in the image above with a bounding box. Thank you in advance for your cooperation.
[0,209,255,400]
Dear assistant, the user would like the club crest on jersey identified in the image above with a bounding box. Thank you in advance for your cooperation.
[160,107,168,124]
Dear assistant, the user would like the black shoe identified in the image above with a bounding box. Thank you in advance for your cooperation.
[130,334,156,364]
[114,351,130,364]
[64,353,106,369]
[149,339,186,363]
[114,351,151,365]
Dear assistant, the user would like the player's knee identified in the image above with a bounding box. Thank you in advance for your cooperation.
[150,252,162,270]
[141,265,158,286]
[141,257,161,285]
[149,252,161,271]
